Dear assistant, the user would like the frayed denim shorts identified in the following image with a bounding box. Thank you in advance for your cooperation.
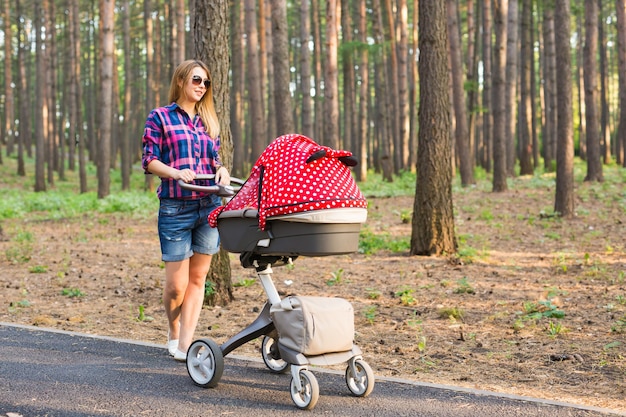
[157,195,221,262]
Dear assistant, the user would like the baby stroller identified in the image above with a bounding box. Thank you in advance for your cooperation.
[180,134,375,410]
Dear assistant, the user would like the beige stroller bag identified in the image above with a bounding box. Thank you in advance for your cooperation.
[270,296,355,356]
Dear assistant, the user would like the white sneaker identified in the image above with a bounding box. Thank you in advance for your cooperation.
[167,339,179,356]
[173,349,187,362]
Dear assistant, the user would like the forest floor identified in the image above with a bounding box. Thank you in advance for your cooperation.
[0,176,625,412]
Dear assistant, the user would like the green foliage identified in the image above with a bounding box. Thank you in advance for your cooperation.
[454,277,475,294]
[205,281,216,297]
[521,300,565,320]
[28,265,48,273]
[61,288,85,298]
[364,306,377,324]
[326,268,345,286]
[233,278,256,288]
[359,227,410,255]
[395,286,416,306]
[439,306,465,321]
[611,316,626,334]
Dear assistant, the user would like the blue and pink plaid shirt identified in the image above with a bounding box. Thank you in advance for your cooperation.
[142,102,222,199]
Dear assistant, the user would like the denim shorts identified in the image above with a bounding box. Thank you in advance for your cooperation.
[157,195,221,262]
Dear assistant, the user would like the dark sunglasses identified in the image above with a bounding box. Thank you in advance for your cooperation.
[191,75,211,89]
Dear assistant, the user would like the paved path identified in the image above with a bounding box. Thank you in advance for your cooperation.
[0,323,623,417]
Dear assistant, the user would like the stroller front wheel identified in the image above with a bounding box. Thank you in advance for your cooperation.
[290,369,319,410]
[345,358,375,397]
[261,335,289,374]
[186,338,224,388]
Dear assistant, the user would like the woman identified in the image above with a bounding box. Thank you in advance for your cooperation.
[142,59,230,361]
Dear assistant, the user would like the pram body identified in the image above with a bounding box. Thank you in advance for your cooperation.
[183,135,374,410]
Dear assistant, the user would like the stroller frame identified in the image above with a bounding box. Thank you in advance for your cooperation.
[182,173,374,410]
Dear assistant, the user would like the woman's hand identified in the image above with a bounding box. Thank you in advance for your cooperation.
[174,168,196,183]
[215,166,231,185]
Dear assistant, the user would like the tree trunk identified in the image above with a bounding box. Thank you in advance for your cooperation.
[230,0,246,176]
[34,0,46,192]
[554,0,575,218]
[411,0,456,257]
[244,0,267,160]
[518,0,533,175]
[583,0,603,182]
[397,0,410,171]
[505,0,518,177]
[481,0,492,172]
[616,0,626,166]
[372,0,393,180]
[98,0,114,199]
[341,0,356,152]
[447,0,474,186]
[121,0,132,190]
[299,0,313,139]
[492,0,508,192]
[194,0,235,307]
[356,0,369,182]
[3,0,13,161]
[542,4,557,171]
[323,0,340,150]
[311,0,324,144]
[271,0,295,135]
[383,0,401,171]
[15,0,25,176]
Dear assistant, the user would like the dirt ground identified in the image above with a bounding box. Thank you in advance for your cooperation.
[0,186,624,412]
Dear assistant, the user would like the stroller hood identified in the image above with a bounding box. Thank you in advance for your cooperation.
[209,134,367,230]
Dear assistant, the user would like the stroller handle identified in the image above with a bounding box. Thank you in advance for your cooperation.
[178,174,244,197]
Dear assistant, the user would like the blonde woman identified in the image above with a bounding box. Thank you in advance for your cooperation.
[142,59,230,361]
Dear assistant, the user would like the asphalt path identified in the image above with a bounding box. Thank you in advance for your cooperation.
[1,323,623,417]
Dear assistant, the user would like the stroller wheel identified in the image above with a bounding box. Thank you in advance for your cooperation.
[186,338,224,388]
[345,359,375,397]
[290,369,319,410]
[261,335,289,374]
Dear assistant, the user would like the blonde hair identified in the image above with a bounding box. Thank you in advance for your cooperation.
[168,59,220,138]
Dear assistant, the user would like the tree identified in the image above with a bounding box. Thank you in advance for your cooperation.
[323,0,340,149]
[244,0,266,160]
[34,0,46,192]
[98,0,114,199]
[583,0,603,182]
[194,0,234,307]
[518,0,533,175]
[505,0,518,177]
[3,0,13,161]
[271,0,294,135]
[447,0,474,186]
[616,0,626,166]
[492,0,508,192]
[411,0,457,257]
[554,0,575,217]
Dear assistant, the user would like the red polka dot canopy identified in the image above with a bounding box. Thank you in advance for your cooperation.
[209,134,367,230]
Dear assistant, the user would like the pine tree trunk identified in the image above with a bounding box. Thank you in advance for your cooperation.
[411,0,457,257]
[492,0,508,192]
[554,0,575,217]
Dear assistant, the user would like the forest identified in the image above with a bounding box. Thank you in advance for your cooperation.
[1,0,625,197]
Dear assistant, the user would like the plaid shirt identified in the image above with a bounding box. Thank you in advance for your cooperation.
[142,102,222,199]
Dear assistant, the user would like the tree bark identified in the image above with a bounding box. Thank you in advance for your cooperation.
[194,0,235,307]
[447,0,474,186]
[244,0,267,160]
[505,0,518,177]
[518,0,533,175]
[616,0,626,166]
[411,0,456,256]
[271,0,295,135]
[554,0,575,218]
[492,0,508,192]
[98,0,114,199]
[583,0,603,182]
[323,0,340,149]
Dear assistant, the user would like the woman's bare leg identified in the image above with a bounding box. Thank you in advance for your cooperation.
[163,259,189,343]
[177,253,212,352]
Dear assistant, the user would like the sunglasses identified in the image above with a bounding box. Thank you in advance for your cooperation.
[191,75,211,89]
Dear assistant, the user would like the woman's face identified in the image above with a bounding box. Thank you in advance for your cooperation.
[181,67,210,104]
